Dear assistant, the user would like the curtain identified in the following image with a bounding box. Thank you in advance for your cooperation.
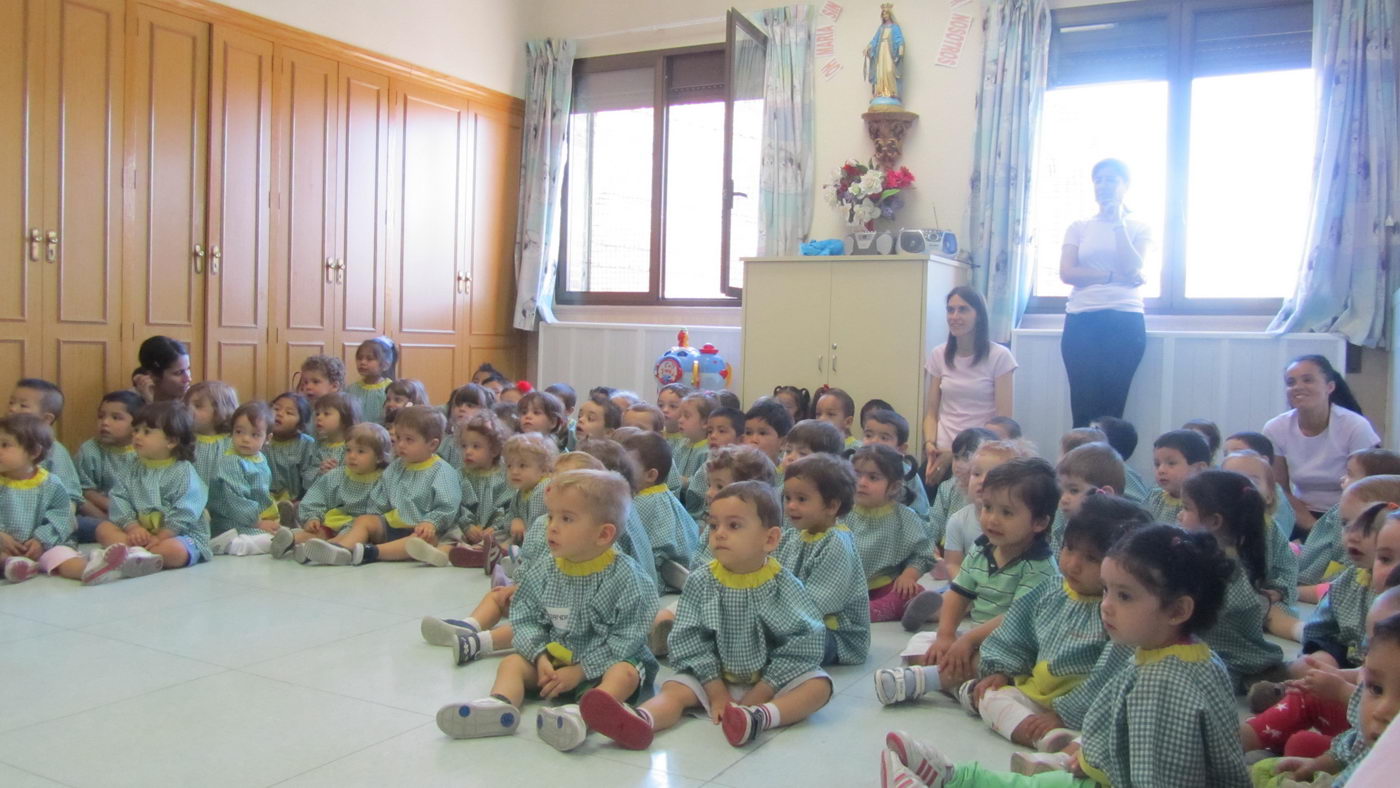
[1268,0,1397,347]
[512,39,575,331]
[968,0,1051,343]
[758,5,815,256]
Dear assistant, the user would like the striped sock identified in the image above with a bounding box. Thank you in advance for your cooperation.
[757,703,780,730]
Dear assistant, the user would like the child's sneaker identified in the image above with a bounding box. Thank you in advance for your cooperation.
[420,616,477,647]
[209,528,238,555]
[3,556,39,583]
[293,542,309,564]
[81,544,128,585]
[405,537,448,567]
[453,631,484,665]
[578,688,653,750]
[1036,728,1076,753]
[120,546,164,579]
[721,704,766,747]
[954,679,978,715]
[481,531,501,575]
[901,590,943,632]
[885,730,954,787]
[448,543,485,568]
[648,616,674,658]
[302,539,353,566]
[435,698,520,739]
[490,563,511,589]
[660,559,690,592]
[874,667,926,705]
[1009,751,1073,776]
[536,704,588,752]
[269,527,295,560]
[277,500,297,529]
[882,742,952,788]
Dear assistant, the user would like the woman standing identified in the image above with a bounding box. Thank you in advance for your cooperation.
[1263,354,1379,531]
[133,336,192,403]
[1059,158,1152,427]
[923,286,1017,479]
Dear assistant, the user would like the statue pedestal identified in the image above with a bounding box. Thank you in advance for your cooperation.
[862,109,918,168]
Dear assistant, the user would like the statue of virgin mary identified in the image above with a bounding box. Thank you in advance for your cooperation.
[864,4,905,110]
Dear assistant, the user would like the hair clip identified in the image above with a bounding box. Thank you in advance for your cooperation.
[1387,502,1399,510]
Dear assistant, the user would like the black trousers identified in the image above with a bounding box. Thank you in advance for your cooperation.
[1061,309,1147,428]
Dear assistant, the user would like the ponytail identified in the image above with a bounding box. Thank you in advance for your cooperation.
[1184,469,1269,591]
[1109,524,1234,634]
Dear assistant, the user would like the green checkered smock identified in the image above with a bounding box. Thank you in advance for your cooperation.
[1272,483,1296,540]
[928,478,967,547]
[509,548,659,683]
[346,379,390,425]
[108,458,210,561]
[0,468,74,548]
[1302,566,1373,667]
[298,467,382,529]
[266,433,316,499]
[846,502,934,587]
[1143,487,1183,525]
[436,434,463,471]
[666,438,709,494]
[193,434,230,485]
[633,484,699,579]
[302,440,346,491]
[1200,563,1284,684]
[368,455,462,533]
[207,451,274,535]
[1298,505,1345,585]
[1123,466,1150,504]
[776,525,870,664]
[42,440,83,508]
[492,476,549,542]
[458,464,509,530]
[1265,517,1300,609]
[667,558,825,691]
[1332,686,1367,784]
[75,440,138,496]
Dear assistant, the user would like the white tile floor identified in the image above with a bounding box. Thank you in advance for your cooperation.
[1,557,1303,788]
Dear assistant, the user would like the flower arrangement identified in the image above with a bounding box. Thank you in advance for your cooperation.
[823,159,915,230]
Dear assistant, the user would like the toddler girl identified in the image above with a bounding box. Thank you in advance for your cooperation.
[517,390,568,450]
[207,401,279,556]
[272,422,391,559]
[91,402,211,578]
[383,378,429,424]
[0,414,121,584]
[266,392,316,511]
[441,382,496,469]
[439,413,512,568]
[500,432,558,547]
[928,427,995,548]
[813,385,859,450]
[297,354,345,401]
[75,391,143,536]
[184,380,238,484]
[347,336,397,425]
[669,391,717,492]
[771,384,811,424]
[622,403,665,433]
[880,525,1248,787]
[657,382,692,447]
[1178,469,1285,686]
[1223,449,1304,639]
[846,444,934,623]
[306,392,359,490]
[685,406,745,519]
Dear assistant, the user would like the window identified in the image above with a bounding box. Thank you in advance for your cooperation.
[1028,0,1313,313]
[559,37,763,306]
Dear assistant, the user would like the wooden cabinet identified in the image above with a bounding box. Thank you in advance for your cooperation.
[1,0,125,448]
[740,255,968,449]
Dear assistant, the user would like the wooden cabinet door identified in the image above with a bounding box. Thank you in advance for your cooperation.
[334,62,390,370]
[464,102,521,373]
[40,0,125,448]
[740,262,832,405]
[269,46,338,393]
[0,0,45,387]
[124,4,208,378]
[827,261,927,430]
[389,79,472,403]
[204,25,272,402]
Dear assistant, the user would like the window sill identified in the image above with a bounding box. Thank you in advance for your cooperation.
[1017,311,1274,332]
[552,303,742,327]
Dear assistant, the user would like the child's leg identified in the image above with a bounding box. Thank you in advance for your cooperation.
[436,654,539,740]
[227,532,273,556]
[724,674,833,746]
[1282,730,1334,759]
[869,585,913,623]
[375,534,425,562]
[331,515,377,548]
[634,681,700,730]
[1244,688,1314,753]
[94,521,130,546]
[146,533,193,569]
[37,546,88,581]
[1266,605,1303,642]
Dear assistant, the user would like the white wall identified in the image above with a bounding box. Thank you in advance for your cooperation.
[211,0,535,97]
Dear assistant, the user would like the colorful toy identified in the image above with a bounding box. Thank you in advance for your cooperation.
[654,330,732,392]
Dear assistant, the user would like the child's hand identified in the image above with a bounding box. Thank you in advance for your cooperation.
[465,525,484,543]
[304,519,324,536]
[893,573,921,599]
[921,633,955,666]
[540,665,584,700]
[972,673,1010,707]
[941,634,977,679]
[22,539,43,560]
[1274,757,1320,780]
[1297,668,1354,704]
[413,522,437,541]
[124,524,151,546]
[704,681,731,725]
[319,458,338,473]
[510,518,526,543]
[536,654,556,687]
[0,532,21,556]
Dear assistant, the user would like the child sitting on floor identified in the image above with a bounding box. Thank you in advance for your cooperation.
[206,401,280,556]
[1050,441,1125,555]
[184,380,239,485]
[927,428,995,549]
[861,408,930,520]
[1298,454,1400,599]
[743,398,794,481]
[668,391,717,493]
[579,480,831,750]
[574,391,621,442]
[943,440,1030,579]
[1146,428,1212,524]
[74,391,143,537]
[272,422,391,560]
[684,406,745,520]
[305,392,358,488]
[1090,416,1148,504]
[846,444,935,626]
[346,336,396,425]
[438,412,511,568]
[435,469,657,753]
[619,430,698,591]
[9,378,83,514]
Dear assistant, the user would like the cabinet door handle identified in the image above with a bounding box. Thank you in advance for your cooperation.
[832,354,838,373]
[336,258,344,284]
[193,243,205,273]
[210,244,222,275]
[817,355,823,372]
[45,230,58,263]
[325,256,335,284]
[28,228,42,261]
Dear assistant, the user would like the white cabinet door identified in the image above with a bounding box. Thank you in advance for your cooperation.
[741,261,832,406]
[827,260,927,435]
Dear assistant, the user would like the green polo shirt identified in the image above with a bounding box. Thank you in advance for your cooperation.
[951,536,1057,624]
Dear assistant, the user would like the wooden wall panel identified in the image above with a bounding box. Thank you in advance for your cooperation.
[211,339,259,402]
[53,338,113,449]
[336,64,389,340]
[397,343,458,405]
[0,0,44,385]
[467,104,522,339]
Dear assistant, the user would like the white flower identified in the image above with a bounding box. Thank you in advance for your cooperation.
[854,202,881,223]
[859,170,884,196]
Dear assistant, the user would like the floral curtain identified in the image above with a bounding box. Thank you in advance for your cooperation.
[512,39,575,331]
[968,0,1051,343]
[758,5,815,256]
[1268,0,1397,347]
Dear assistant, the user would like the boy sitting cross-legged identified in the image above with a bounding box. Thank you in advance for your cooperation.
[581,480,832,749]
[435,469,658,752]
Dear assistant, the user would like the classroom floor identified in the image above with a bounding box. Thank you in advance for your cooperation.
[0,556,1303,788]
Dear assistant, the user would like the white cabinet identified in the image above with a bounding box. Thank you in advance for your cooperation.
[740,255,967,448]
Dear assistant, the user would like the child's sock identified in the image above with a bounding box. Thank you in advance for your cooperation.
[874,666,935,705]
[209,528,238,555]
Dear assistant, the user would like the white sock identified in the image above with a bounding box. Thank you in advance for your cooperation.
[476,629,496,654]
[979,688,1038,742]
[228,532,273,556]
[759,702,781,729]
[917,665,942,693]
[463,616,483,631]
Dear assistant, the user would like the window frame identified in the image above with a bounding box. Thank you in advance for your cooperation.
[556,45,742,307]
[1027,0,1310,316]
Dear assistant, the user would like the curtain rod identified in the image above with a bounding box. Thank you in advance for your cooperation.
[573,16,727,42]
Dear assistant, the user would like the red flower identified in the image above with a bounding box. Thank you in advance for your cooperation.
[884,167,915,189]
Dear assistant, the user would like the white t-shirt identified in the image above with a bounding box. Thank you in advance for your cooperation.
[924,342,1018,449]
[944,503,982,555]
[1063,217,1152,314]
[1262,404,1381,511]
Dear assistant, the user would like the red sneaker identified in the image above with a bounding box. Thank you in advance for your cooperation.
[579,688,653,750]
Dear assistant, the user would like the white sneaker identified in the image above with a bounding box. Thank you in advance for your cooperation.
[269,527,295,560]
[882,746,950,788]
[3,557,39,583]
[420,616,478,647]
[955,679,978,715]
[120,547,164,578]
[885,730,954,787]
[302,539,353,566]
[82,544,128,585]
[536,704,588,752]
[293,543,309,564]
[405,537,449,567]
[1036,728,1077,753]
[436,698,520,739]
[209,528,238,555]
[874,667,925,705]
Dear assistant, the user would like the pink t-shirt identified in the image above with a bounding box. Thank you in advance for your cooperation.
[924,342,1018,449]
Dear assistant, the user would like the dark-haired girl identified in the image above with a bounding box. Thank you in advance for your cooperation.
[348,336,398,425]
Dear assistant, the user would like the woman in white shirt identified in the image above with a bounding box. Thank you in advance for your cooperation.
[1262,354,1379,531]
[1058,159,1152,427]
[923,286,1017,479]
